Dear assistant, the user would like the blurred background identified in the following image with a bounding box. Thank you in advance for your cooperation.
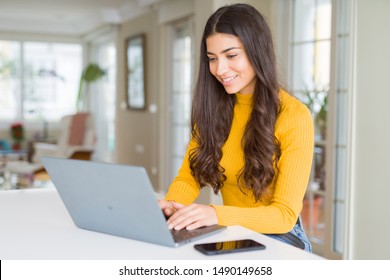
[0,0,389,260]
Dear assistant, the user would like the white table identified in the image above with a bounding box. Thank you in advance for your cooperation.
[0,188,323,260]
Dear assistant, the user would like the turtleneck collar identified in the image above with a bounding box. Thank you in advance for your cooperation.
[235,93,253,105]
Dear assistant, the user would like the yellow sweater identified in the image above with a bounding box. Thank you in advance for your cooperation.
[165,90,314,234]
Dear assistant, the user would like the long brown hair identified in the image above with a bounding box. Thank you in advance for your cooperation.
[189,3,281,201]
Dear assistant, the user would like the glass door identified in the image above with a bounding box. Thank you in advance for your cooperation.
[290,0,332,252]
[289,0,353,259]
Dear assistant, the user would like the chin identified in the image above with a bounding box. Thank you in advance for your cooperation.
[223,87,239,94]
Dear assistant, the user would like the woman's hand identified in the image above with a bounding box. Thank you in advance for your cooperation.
[166,202,218,231]
[158,199,176,218]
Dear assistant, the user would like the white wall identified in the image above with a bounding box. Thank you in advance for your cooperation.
[351,0,390,259]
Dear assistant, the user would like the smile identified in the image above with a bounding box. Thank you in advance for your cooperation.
[222,75,238,83]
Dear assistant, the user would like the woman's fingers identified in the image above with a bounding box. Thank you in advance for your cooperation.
[158,199,176,217]
[167,204,198,230]
[167,203,217,230]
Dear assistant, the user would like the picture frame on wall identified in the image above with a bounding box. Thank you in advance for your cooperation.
[126,34,146,110]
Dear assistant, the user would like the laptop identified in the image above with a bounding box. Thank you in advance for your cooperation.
[41,157,226,247]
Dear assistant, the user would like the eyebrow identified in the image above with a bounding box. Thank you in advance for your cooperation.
[206,47,241,55]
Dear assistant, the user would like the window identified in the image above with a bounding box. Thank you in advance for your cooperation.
[0,40,82,124]
[168,20,194,182]
[289,0,352,259]
[89,41,117,162]
[0,41,21,121]
[291,0,331,247]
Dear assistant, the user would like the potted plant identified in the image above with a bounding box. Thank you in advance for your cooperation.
[300,86,328,230]
[302,86,328,139]
[10,122,24,150]
[76,63,106,111]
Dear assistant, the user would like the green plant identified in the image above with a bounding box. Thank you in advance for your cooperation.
[76,63,106,111]
[302,86,328,134]
[302,86,328,194]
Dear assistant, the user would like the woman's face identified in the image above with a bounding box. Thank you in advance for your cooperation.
[206,33,256,94]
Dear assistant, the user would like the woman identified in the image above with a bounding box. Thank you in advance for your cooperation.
[159,3,314,252]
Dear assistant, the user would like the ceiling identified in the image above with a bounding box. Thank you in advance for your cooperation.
[0,0,165,36]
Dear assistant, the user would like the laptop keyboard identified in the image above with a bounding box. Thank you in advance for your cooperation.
[170,225,223,243]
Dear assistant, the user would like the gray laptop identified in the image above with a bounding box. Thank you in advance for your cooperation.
[41,157,226,247]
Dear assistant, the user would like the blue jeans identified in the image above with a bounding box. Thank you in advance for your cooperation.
[265,218,312,253]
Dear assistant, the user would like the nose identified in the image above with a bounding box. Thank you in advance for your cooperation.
[216,59,228,76]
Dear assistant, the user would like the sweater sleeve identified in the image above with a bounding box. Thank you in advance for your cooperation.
[212,102,314,234]
[164,138,201,205]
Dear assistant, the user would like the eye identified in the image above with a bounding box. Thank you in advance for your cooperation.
[207,56,216,62]
[227,54,238,59]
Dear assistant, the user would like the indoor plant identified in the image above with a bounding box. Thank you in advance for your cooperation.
[301,86,328,230]
[302,86,328,139]
[10,122,24,150]
[76,63,106,111]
